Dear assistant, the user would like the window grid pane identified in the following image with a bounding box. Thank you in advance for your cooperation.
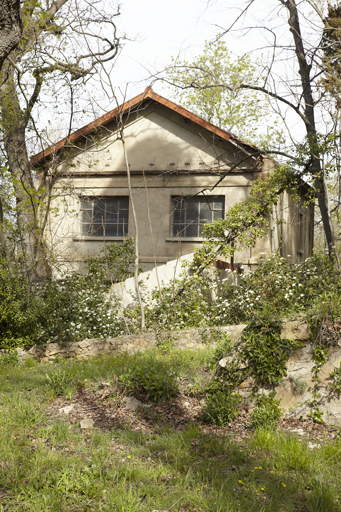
[171,196,224,238]
[80,197,129,237]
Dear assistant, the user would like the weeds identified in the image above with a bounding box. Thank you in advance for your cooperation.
[249,392,282,430]
[0,350,341,512]
[120,355,179,402]
[45,368,73,397]
[202,389,242,426]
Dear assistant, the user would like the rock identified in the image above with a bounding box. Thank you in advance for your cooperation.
[218,356,232,368]
[14,347,28,360]
[121,397,141,412]
[59,405,75,415]
[308,442,320,449]
[80,419,94,429]
[218,356,247,369]
[281,320,311,341]
[289,428,306,436]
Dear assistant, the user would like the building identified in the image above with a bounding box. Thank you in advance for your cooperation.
[32,87,314,273]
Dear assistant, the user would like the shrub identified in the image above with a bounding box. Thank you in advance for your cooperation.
[241,316,295,387]
[249,392,282,430]
[213,253,340,324]
[45,368,73,397]
[120,357,179,402]
[145,268,216,331]
[0,350,19,366]
[0,239,135,349]
[329,363,341,397]
[202,389,242,426]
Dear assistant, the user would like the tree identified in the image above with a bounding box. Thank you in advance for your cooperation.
[165,39,284,149]
[0,0,22,70]
[164,0,340,266]
[0,0,122,281]
[0,0,22,254]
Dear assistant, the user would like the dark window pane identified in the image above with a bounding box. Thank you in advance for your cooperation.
[105,224,117,236]
[106,210,118,223]
[199,224,206,236]
[213,198,224,210]
[81,210,92,224]
[213,210,223,221]
[185,224,198,237]
[173,209,185,223]
[93,203,106,223]
[172,223,186,237]
[80,197,129,237]
[199,204,212,223]
[172,195,224,238]
[92,224,103,236]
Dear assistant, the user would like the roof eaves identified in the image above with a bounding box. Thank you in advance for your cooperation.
[31,87,261,166]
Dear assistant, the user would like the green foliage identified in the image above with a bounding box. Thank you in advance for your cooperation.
[202,389,242,426]
[241,317,295,387]
[3,347,341,511]
[155,332,175,354]
[85,238,135,283]
[145,268,216,331]
[214,252,339,325]
[0,350,19,366]
[0,240,134,348]
[329,363,341,396]
[45,368,73,397]
[209,332,232,369]
[249,392,282,430]
[166,39,284,148]
[120,356,179,402]
[194,167,306,265]
[306,344,330,424]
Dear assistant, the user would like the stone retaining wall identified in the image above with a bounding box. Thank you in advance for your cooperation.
[23,325,248,363]
[17,319,311,363]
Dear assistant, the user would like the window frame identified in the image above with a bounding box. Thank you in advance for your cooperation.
[171,195,225,239]
[79,196,129,238]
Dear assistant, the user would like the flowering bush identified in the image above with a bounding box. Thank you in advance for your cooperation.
[140,252,340,331]
[144,269,216,331]
[212,253,340,324]
[0,239,134,349]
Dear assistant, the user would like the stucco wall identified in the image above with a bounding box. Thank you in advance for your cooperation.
[46,104,313,272]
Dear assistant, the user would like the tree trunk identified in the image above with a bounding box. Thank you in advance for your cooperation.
[283,0,338,266]
[0,0,22,70]
[1,70,51,281]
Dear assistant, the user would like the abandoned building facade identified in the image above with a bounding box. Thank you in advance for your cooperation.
[32,88,314,273]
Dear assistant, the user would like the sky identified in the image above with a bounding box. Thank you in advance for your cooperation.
[110,0,248,100]
[101,0,308,143]
[45,0,326,145]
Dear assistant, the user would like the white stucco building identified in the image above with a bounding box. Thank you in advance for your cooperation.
[32,87,314,272]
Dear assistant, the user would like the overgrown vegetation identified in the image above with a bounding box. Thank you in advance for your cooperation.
[249,392,282,430]
[140,252,341,332]
[0,239,135,350]
[119,355,179,402]
[1,348,341,512]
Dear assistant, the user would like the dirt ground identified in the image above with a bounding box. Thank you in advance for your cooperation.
[46,381,340,445]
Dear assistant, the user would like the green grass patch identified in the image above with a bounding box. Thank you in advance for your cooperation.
[0,348,340,511]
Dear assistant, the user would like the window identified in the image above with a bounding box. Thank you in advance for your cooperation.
[171,195,224,238]
[79,197,129,237]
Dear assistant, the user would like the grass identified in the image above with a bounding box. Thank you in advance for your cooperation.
[0,347,341,511]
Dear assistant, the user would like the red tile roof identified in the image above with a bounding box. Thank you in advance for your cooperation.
[31,87,260,166]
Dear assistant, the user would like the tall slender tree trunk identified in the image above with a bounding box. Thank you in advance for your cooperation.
[0,70,51,281]
[282,0,339,266]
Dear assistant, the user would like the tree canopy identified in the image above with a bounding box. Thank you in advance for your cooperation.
[0,0,122,281]
[165,39,284,149]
